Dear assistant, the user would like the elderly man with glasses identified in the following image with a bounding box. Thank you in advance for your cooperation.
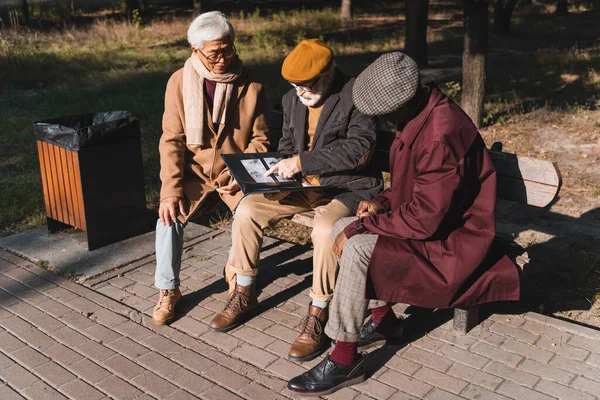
[210,39,383,363]
[151,11,269,326]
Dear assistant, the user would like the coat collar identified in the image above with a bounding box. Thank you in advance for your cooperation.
[293,69,348,150]
[398,85,444,148]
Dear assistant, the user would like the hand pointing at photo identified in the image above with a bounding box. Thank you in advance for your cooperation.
[265,156,301,179]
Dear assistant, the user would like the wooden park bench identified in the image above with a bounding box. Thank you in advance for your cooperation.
[269,112,562,334]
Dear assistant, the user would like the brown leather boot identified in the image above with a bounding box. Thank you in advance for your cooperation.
[152,288,181,325]
[289,303,330,362]
[209,283,258,332]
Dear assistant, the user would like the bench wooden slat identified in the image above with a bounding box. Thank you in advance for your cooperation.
[496,175,561,208]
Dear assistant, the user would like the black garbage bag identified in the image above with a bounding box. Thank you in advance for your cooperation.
[34,111,140,151]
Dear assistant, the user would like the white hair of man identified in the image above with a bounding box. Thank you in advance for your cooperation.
[187,11,235,50]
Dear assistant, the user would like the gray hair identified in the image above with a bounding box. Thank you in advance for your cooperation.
[187,11,235,50]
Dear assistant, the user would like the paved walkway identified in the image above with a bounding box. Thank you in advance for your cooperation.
[1,229,600,399]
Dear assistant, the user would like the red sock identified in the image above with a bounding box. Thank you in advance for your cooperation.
[330,341,357,366]
[371,305,391,324]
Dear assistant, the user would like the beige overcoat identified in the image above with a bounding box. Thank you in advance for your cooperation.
[159,67,269,222]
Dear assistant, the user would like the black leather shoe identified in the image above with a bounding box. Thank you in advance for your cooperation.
[287,355,366,396]
[358,314,404,349]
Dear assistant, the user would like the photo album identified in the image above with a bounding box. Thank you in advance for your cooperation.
[220,153,323,195]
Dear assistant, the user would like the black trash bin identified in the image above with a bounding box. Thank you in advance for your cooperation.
[34,111,150,250]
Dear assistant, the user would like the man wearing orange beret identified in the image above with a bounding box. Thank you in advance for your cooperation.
[209,39,383,362]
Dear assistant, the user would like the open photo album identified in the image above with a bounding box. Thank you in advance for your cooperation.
[220,152,323,195]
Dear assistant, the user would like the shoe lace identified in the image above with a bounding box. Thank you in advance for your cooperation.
[297,313,323,341]
[224,288,247,314]
[158,290,174,311]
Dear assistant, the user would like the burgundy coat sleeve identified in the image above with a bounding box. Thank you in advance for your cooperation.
[345,141,460,240]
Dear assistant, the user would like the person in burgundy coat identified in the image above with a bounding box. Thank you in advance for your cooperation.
[287,53,521,396]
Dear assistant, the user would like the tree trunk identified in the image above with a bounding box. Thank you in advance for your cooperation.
[493,0,518,35]
[125,0,140,18]
[21,0,29,24]
[341,0,352,19]
[556,0,568,14]
[404,0,429,67]
[462,0,488,128]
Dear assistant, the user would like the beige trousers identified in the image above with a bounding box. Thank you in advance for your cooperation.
[229,191,352,302]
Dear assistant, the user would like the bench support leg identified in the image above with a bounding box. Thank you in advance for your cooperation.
[453,306,479,333]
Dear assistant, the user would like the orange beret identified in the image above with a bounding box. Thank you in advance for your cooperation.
[281,39,333,83]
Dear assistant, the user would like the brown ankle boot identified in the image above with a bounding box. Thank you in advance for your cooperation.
[289,303,329,362]
[152,288,181,325]
[209,283,258,332]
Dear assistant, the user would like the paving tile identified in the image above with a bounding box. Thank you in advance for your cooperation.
[500,338,554,363]
[231,326,277,347]
[483,361,539,388]
[203,364,251,391]
[171,315,210,337]
[60,379,106,400]
[567,334,600,354]
[33,361,77,386]
[570,376,600,397]
[96,375,146,399]
[460,384,512,400]
[519,358,575,385]
[424,388,464,400]
[6,301,44,320]
[496,381,555,400]
[377,369,433,398]
[88,308,128,327]
[52,326,90,347]
[11,346,51,368]
[386,356,421,375]
[387,391,419,400]
[0,364,40,389]
[141,333,185,355]
[265,358,306,380]
[44,286,80,302]
[136,352,182,376]
[165,389,203,400]
[44,344,84,366]
[413,366,469,394]
[113,320,154,341]
[69,358,112,383]
[21,380,67,400]
[490,323,539,344]
[0,383,27,400]
[549,354,600,381]
[201,330,242,352]
[535,379,596,400]
[0,330,27,352]
[170,368,214,394]
[170,348,216,374]
[18,329,58,351]
[83,323,122,344]
[427,328,477,349]
[402,347,454,373]
[131,370,180,398]
[202,385,244,400]
[65,297,102,314]
[1,316,36,335]
[446,363,503,391]
[325,387,362,400]
[354,378,398,400]
[103,354,146,379]
[76,339,117,362]
[107,337,150,359]
[239,382,288,400]
[438,343,490,369]
[0,351,16,370]
[36,299,72,318]
[231,343,279,369]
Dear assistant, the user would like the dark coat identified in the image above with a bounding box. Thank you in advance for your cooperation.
[344,86,520,308]
[279,69,383,214]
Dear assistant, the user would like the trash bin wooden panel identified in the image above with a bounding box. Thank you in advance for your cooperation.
[37,141,87,231]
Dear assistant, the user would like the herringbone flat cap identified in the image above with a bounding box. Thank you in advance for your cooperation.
[352,52,420,115]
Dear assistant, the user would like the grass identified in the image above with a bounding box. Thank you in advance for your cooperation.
[1,3,600,237]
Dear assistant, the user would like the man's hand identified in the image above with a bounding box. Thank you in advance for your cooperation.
[265,156,300,179]
[159,197,185,226]
[356,200,384,218]
[216,179,240,196]
[332,231,348,257]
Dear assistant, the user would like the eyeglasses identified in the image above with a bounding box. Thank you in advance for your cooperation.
[289,75,321,92]
[199,44,237,64]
